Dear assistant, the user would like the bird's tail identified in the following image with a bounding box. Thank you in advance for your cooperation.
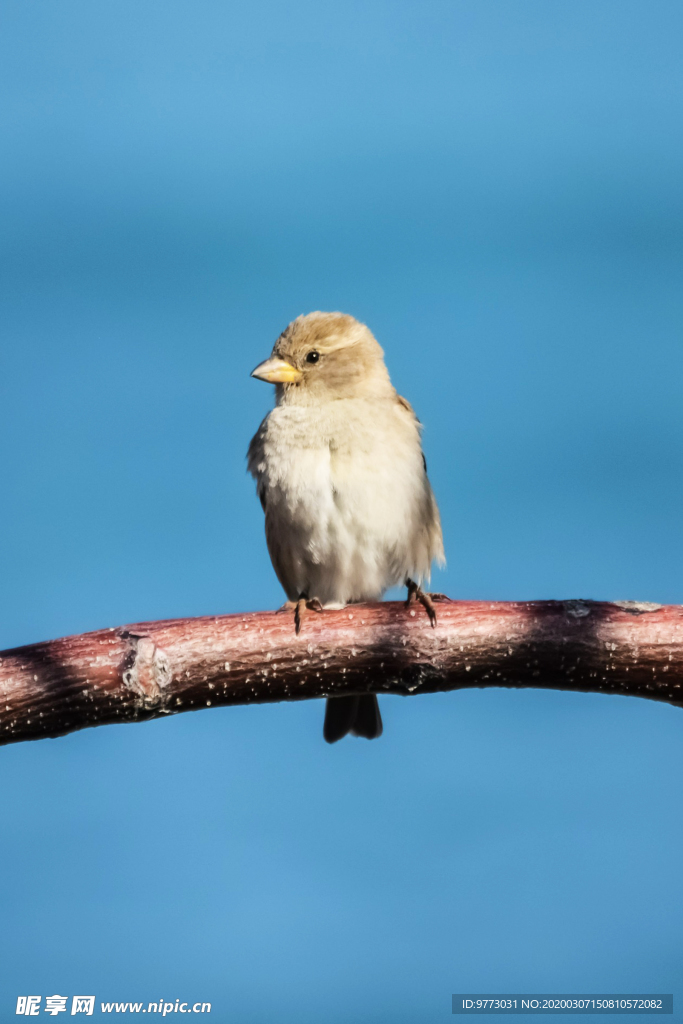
[323,694,383,744]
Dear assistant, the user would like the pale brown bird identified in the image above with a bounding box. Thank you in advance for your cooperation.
[248,312,445,742]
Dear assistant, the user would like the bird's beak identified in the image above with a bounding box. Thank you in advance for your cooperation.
[250,356,303,385]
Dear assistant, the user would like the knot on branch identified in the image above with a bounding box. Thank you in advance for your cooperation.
[120,632,172,709]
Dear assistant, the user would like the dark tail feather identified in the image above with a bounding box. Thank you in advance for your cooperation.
[324,696,359,743]
[323,695,383,744]
[351,694,383,740]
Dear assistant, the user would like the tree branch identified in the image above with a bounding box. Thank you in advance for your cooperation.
[1,598,681,746]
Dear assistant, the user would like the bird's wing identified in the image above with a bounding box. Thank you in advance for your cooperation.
[395,393,428,471]
[395,393,421,423]
[395,392,445,568]
[247,416,269,510]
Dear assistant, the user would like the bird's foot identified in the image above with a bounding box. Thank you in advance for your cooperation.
[294,595,323,635]
[405,579,449,627]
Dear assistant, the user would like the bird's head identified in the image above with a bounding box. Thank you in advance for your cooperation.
[251,312,392,403]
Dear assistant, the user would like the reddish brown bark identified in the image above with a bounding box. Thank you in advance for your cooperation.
[0,598,681,746]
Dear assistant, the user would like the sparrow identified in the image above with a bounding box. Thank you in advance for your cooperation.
[247,312,445,743]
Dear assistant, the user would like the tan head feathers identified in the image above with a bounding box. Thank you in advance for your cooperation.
[251,311,393,402]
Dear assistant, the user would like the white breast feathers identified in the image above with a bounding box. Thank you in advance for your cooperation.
[248,395,444,606]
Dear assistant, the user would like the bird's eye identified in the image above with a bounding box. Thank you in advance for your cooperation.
[306,351,320,364]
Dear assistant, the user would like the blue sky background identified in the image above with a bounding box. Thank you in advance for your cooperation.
[1,1,682,1020]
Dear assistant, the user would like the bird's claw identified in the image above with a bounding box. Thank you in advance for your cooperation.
[405,579,445,627]
[294,596,323,635]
